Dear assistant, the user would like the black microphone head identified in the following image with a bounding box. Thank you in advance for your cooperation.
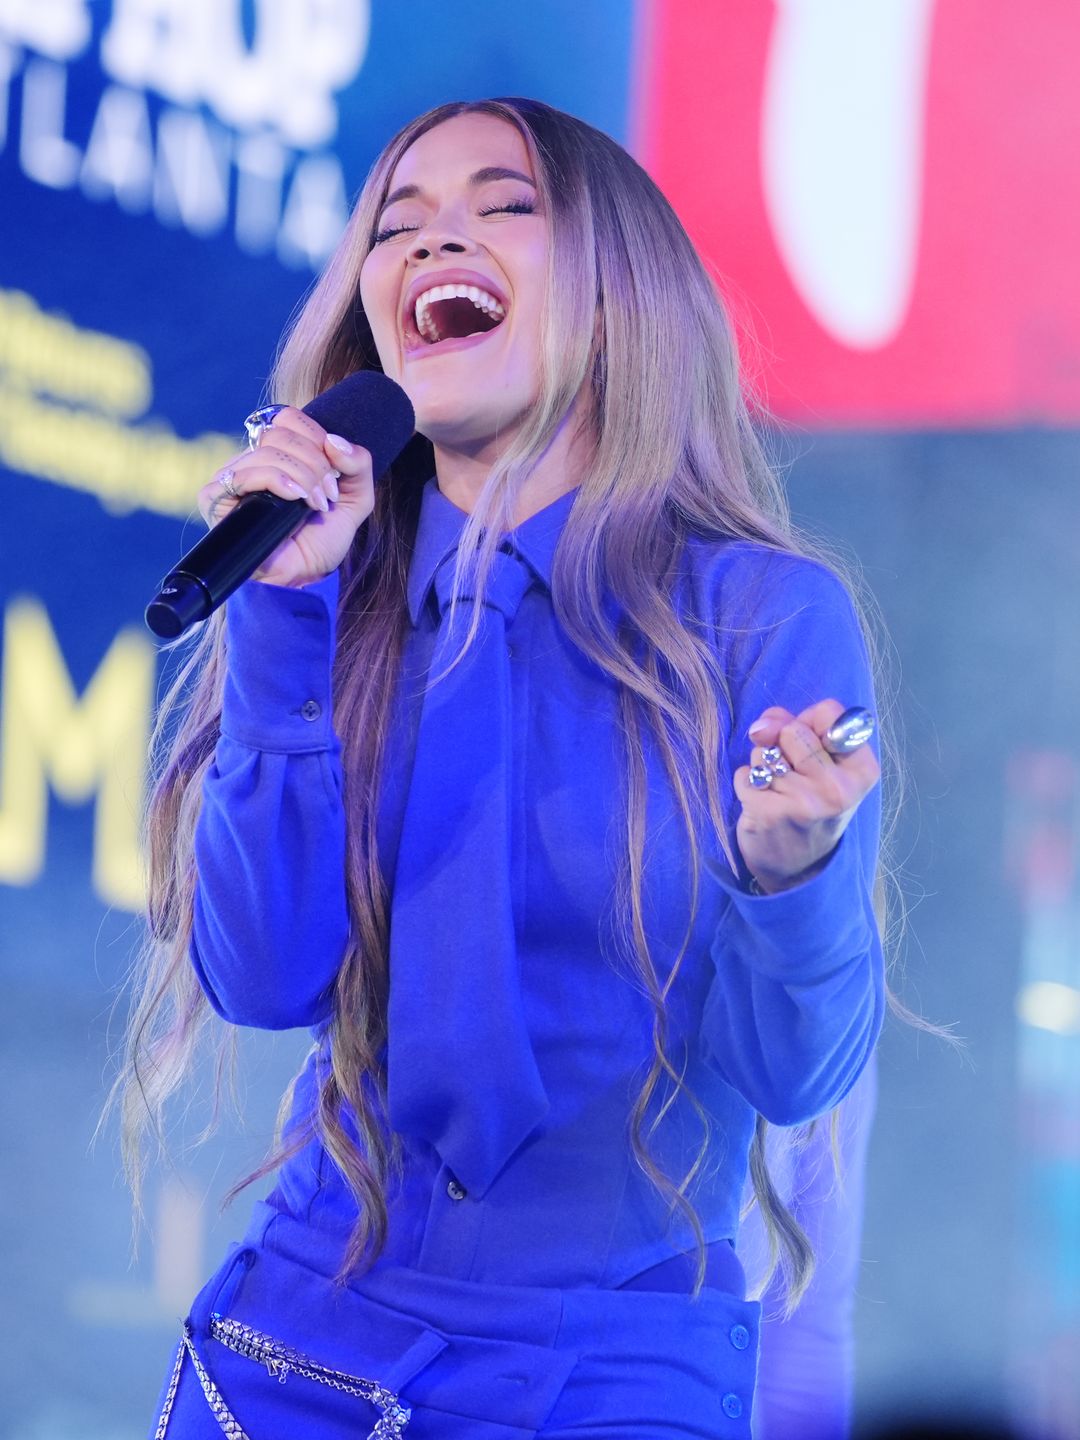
[302,371,415,480]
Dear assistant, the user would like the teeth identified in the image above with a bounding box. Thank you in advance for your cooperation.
[412,282,507,342]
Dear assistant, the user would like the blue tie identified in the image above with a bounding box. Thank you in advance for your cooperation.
[387,543,550,1197]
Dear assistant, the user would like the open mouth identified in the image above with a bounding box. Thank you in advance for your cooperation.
[405,283,507,349]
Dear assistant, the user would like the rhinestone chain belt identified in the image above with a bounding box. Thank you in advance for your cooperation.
[154,1312,412,1438]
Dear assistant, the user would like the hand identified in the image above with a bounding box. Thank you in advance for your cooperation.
[196,407,375,588]
[733,700,880,894]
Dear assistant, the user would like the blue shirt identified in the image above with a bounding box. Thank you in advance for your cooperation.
[191,479,884,1289]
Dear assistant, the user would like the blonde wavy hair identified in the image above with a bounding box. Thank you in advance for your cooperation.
[114,97,899,1309]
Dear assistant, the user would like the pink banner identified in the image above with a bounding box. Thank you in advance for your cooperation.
[636,0,1080,425]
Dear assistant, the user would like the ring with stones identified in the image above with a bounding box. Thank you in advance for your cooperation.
[244,403,287,450]
[760,745,790,777]
[218,468,240,498]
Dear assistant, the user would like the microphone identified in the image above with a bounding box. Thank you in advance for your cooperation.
[145,372,415,639]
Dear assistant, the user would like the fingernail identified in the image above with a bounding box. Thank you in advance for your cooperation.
[327,434,353,453]
[322,471,339,502]
[747,719,769,738]
[314,486,329,512]
[285,479,306,498]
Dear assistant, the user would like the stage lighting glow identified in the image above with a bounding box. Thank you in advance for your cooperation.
[1016,980,1080,1035]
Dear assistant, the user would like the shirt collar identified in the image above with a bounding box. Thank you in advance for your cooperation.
[406,478,579,626]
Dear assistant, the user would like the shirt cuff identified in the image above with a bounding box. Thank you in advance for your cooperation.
[222,571,339,752]
[706,832,876,985]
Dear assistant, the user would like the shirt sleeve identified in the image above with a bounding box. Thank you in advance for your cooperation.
[190,572,350,1029]
[700,552,885,1124]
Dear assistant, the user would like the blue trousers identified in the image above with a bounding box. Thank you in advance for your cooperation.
[150,1206,760,1438]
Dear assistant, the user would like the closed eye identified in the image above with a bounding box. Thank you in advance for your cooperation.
[372,198,537,246]
[372,222,419,244]
[477,198,537,219]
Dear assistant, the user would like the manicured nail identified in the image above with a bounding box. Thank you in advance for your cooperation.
[314,485,329,512]
[747,719,770,738]
[285,479,306,498]
[322,471,339,502]
[327,433,353,453]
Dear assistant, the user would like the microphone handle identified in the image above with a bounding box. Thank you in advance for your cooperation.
[145,492,307,639]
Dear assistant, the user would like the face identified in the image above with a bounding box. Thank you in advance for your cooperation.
[359,113,549,453]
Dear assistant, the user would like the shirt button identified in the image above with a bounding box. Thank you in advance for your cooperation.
[721,1393,743,1420]
[729,1323,751,1350]
[446,1178,467,1201]
[300,699,322,722]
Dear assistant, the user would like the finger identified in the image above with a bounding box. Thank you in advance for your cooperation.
[196,451,244,519]
[198,477,239,529]
[241,461,333,512]
[262,410,375,491]
[260,405,329,451]
[254,441,339,504]
[197,461,327,528]
[778,716,839,779]
[264,425,369,503]
[734,760,820,814]
[254,409,342,498]
[778,716,877,809]
[796,698,847,738]
[816,733,881,792]
[251,416,340,481]
[322,437,375,518]
[255,424,331,474]
[745,706,796,749]
[750,742,794,783]
[324,433,374,480]
[797,698,881,786]
[733,763,768,808]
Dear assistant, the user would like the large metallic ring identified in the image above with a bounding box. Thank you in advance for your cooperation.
[218,467,240,498]
[244,403,287,450]
[748,764,774,789]
[823,706,876,756]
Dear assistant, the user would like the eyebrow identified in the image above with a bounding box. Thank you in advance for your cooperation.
[380,166,537,211]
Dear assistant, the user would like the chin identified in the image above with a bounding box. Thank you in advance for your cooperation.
[418,419,503,453]
[415,400,529,454]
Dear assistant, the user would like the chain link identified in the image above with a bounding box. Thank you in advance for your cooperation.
[152,1339,184,1439]
[154,1313,412,1438]
[184,1326,249,1438]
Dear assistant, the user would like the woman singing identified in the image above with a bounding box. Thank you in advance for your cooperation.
[124,97,885,1438]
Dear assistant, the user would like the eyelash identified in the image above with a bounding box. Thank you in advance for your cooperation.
[372,198,536,246]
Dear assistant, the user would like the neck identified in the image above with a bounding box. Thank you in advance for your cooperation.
[432,404,589,526]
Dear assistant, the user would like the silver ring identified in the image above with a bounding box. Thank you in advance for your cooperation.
[760,745,790,777]
[218,467,240,498]
[748,764,774,789]
[244,403,287,450]
[823,706,876,756]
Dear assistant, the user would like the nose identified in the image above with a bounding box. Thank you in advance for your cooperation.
[407,227,475,263]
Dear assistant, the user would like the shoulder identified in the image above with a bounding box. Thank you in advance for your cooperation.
[679,533,861,653]
[679,534,877,746]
